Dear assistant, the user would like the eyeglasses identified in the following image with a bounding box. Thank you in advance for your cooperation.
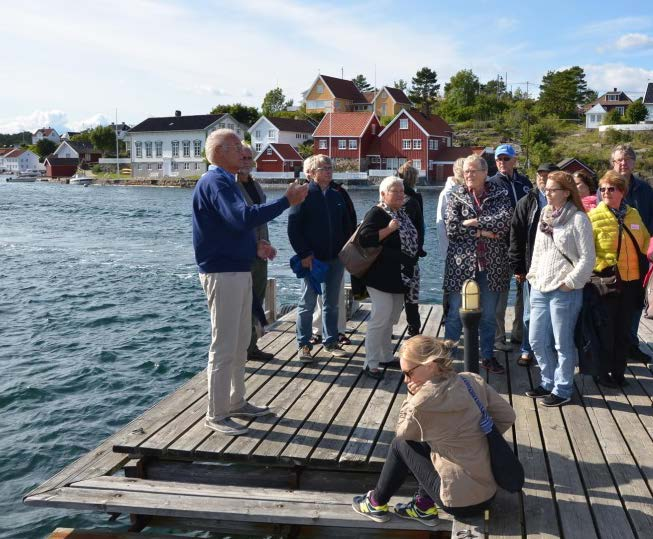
[316,166,333,171]
[496,156,513,162]
[464,169,483,174]
[401,364,421,379]
[544,188,565,194]
[613,158,633,163]
[599,186,617,193]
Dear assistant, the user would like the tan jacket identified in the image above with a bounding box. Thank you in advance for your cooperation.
[395,372,516,508]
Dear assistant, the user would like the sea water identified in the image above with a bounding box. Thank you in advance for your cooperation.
[0,181,445,537]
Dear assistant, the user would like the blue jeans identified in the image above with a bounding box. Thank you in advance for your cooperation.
[529,287,583,399]
[297,258,344,347]
[520,282,533,356]
[445,271,500,360]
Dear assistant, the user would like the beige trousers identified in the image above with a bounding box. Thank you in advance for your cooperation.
[200,272,252,421]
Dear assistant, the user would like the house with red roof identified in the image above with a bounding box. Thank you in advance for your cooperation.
[312,112,381,170]
[255,143,304,173]
[557,157,595,177]
[304,75,372,113]
[32,127,61,145]
[44,156,79,178]
[248,116,315,153]
[2,148,41,173]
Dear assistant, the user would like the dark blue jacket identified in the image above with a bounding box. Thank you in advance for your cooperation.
[287,181,353,261]
[597,174,653,234]
[488,170,532,209]
[192,165,289,273]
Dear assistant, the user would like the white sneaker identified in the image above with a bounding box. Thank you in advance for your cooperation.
[230,402,273,418]
[204,418,248,436]
[325,343,348,357]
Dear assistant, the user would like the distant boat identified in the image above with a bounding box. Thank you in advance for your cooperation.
[70,173,93,186]
[6,176,37,183]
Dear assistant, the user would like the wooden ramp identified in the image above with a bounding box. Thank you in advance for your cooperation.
[24,303,653,538]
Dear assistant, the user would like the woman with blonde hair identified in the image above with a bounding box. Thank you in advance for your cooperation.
[352,335,515,525]
[526,171,595,406]
[436,157,466,258]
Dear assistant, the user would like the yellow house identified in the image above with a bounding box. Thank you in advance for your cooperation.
[373,86,412,118]
[304,74,372,113]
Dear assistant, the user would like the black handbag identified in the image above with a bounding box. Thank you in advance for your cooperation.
[461,376,524,493]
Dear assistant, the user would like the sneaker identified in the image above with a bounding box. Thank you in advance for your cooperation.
[204,417,248,436]
[325,343,348,357]
[394,498,439,527]
[525,385,551,398]
[540,394,571,407]
[230,402,273,418]
[248,348,274,361]
[352,491,390,523]
[299,345,313,363]
[481,357,505,374]
[407,326,420,338]
[338,332,352,345]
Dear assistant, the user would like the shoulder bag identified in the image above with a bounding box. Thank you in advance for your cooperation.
[460,376,524,493]
[338,224,382,278]
[622,225,650,281]
[589,224,622,296]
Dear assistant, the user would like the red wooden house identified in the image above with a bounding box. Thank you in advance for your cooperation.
[557,158,595,177]
[312,112,381,170]
[371,109,454,183]
[255,143,303,173]
[44,156,79,178]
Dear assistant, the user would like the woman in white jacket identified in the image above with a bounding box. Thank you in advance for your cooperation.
[525,171,595,407]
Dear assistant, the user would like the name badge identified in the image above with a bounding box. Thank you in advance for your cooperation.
[631,224,640,230]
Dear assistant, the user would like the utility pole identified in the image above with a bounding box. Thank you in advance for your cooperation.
[115,108,119,176]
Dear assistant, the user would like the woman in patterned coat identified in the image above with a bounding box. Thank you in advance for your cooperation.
[444,154,513,374]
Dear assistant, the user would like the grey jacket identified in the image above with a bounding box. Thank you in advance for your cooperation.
[237,176,269,242]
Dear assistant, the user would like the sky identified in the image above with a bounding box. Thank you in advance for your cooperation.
[1,0,652,134]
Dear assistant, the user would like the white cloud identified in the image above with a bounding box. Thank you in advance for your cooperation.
[0,110,69,134]
[68,114,113,131]
[497,17,517,30]
[584,63,653,96]
[192,85,229,97]
[615,33,653,50]
[579,17,652,36]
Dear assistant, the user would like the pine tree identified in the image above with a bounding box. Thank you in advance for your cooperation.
[351,74,374,92]
[409,67,440,115]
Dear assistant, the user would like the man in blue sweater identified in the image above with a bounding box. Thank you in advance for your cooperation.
[193,129,308,436]
[288,155,354,362]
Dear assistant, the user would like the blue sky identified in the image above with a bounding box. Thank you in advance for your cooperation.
[1,0,652,133]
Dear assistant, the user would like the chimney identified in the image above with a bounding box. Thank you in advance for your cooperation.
[613,88,617,92]
[175,110,181,117]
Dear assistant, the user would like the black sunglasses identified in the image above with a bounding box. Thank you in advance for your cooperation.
[496,156,513,162]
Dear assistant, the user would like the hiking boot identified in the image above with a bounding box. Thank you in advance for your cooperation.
[481,357,505,374]
[352,491,390,523]
[299,345,313,363]
[394,497,439,527]
[204,418,248,436]
[540,394,571,407]
[230,402,273,418]
[325,343,348,357]
[525,385,551,398]
[248,348,274,361]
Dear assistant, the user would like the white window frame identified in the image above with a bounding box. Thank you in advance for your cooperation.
[413,159,421,171]
[316,84,324,94]
[195,162,200,170]
[155,141,162,157]
[349,139,357,150]
[171,162,178,170]
[255,143,262,152]
[338,139,347,150]
[402,139,411,150]
[172,141,179,158]
[193,140,201,157]
[255,129,261,138]
[319,139,328,149]
[145,141,152,158]
[266,147,273,155]
[413,139,422,150]
[134,142,142,158]
[147,163,152,170]
[429,139,438,151]
[182,141,190,158]
[399,118,409,130]
[184,162,190,170]
[268,129,275,140]
[157,163,162,170]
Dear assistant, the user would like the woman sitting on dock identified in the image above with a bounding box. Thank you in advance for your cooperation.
[357,176,419,379]
[588,171,650,387]
[352,335,516,526]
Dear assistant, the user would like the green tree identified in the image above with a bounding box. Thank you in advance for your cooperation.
[393,79,408,92]
[297,141,314,159]
[624,98,648,123]
[261,87,293,116]
[444,69,480,108]
[537,66,591,118]
[481,78,507,99]
[210,103,260,126]
[352,74,374,92]
[603,109,623,125]
[88,125,118,156]
[33,138,57,160]
[409,67,440,115]
[71,131,92,144]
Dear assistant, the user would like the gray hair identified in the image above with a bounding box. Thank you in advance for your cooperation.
[205,128,239,165]
[611,144,636,162]
[303,154,331,176]
[463,154,488,173]
[378,175,403,202]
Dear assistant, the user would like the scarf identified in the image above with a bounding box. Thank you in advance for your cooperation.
[379,202,419,288]
[539,201,576,237]
[608,200,627,228]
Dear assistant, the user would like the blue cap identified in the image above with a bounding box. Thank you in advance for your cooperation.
[495,144,516,158]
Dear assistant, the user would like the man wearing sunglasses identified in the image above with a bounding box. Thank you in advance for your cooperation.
[489,144,532,353]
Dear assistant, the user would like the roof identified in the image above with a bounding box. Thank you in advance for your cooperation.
[384,87,412,105]
[129,114,222,132]
[586,103,607,114]
[66,140,99,153]
[644,83,653,105]
[257,143,303,162]
[584,89,633,111]
[362,91,376,104]
[110,122,131,130]
[266,117,315,133]
[320,75,366,103]
[557,157,595,175]
[35,128,56,136]
[4,148,26,158]
[313,112,377,137]
[45,157,79,165]
[0,148,14,156]
[379,109,452,138]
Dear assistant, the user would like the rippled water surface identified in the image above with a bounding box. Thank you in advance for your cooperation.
[0,181,445,538]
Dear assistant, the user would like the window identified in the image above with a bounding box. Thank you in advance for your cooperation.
[227,123,234,130]
[195,162,200,170]
[349,139,357,150]
[266,147,273,155]
[182,141,190,158]
[616,106,625,114]
[413,139,422,150]
[219,122,225,128]
[370,156,380,164]
[413,159,421,171]
[255,130,261,138]
[193,140,201,157]
[138,164,144,170]
[184,163,190,170]
[157,163,162,170]
[372,124,377,135]
[172,162,178,171]
[317,83,324,94]
[147,163,152,170]
[381,91,387,98]
[607,94,618,101]
[338,140,346,150]
[429,139,438,151]
[135,142,142,158]
[268,129,275,139]
[155,141,162,157]
[307,100,317,109]
[255,143,262,152]
[172,141,179,157]
[319,139,328,149]
[145,141,152,158]
[400,118,408,130]
[402,139,411,150]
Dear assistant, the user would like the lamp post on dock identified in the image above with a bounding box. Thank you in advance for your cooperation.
[460,279,481,373]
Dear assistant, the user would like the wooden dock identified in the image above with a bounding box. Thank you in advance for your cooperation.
[24,303,653,538]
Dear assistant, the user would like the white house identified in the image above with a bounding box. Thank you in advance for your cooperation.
[585,103,607,129]
[248,116,315,153]
[53,140,102,163]
[125,111,247,178]
[2,148,41,173]
[32,128,61,145]
[644,82,653,122]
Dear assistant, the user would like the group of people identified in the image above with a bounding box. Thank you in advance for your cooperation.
[191,128,652,523]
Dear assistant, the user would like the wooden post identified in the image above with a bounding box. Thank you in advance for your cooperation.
[265,277,277,323]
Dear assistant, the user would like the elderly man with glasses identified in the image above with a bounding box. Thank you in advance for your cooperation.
[193,129,308,436]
